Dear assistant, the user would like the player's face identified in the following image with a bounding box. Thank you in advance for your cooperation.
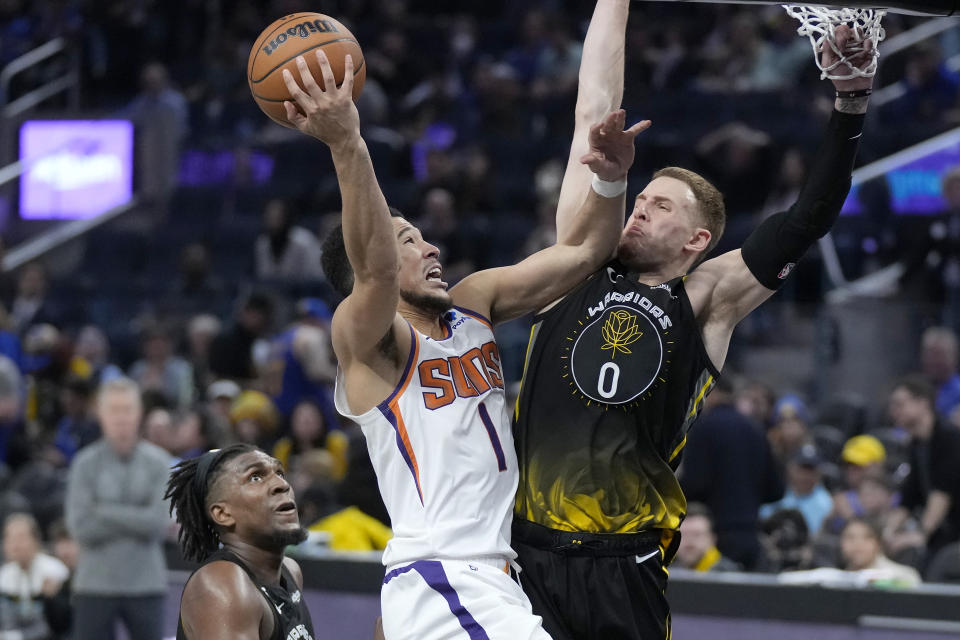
[213,450,306,551]
[393,218,453,314]
[617,177,705,272]
[840,521,880,570]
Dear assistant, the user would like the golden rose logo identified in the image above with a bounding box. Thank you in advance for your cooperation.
[601,310,643,359]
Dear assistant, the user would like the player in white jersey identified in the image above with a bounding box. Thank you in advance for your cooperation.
[280,48,646,640]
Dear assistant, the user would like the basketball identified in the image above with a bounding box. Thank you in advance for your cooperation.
[247,13,365,128]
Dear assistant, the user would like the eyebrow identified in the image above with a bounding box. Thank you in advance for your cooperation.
[636,194,675,204]
[397,226,415,239]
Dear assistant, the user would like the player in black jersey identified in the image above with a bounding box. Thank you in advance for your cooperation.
[511,2,876,638]
[165,444,316,640]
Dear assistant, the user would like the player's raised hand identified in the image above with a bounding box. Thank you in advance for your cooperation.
[579,110,650,182]
[822,24,874,92]
[282,50,360,148]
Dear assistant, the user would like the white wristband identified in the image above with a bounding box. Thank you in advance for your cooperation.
[591,174,628,198]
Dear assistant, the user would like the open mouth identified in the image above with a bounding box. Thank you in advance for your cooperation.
[426,266,442,282]
[275,501,297,514]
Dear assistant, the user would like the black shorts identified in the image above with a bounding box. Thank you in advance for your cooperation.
[512,518,679,640]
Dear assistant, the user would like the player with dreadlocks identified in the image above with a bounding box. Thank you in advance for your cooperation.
[165,444,315,640]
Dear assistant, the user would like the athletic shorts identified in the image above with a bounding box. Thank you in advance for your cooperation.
[380,557,551,640]
[512,518,679,640]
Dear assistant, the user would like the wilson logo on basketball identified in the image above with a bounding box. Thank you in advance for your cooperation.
[261,19,340,56]
[418,342,504,410]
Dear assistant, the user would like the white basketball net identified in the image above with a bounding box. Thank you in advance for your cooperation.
[783,5,886,80]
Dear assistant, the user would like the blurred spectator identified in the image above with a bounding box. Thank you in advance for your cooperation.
[51,377,98,465]
[228,390,279,448]
[70,326,122,387]
[208,292,274,382]
[920,326,960,418]
[267,298,338,428]
[827,435,892,533]
[7,264,57,336]
[171,406,218,460]
[886,375,960,557]
[124,63,188,209]
[760,508,813,572]
[682,377,784,570]
[308,505,393,552]
[254,199,324,281]
[206,379,240,432]
[880,42,960,132]
[163,244,225,320]
[767,394,812,464]
[675,504,741,572]
[0,513,68,640]
[841,518,922,587]
[734,379,777,427]
[0,356,29,472]
[128,325,194,409]
[65,378,170,640]
[760,444,834,536]
[416,188,478,284]
[43,521,76,640]
[185,314,221,395]
[141,407,175,457]
[273,400,348,481]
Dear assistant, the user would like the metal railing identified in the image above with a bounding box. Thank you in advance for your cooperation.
[0,37,80,120]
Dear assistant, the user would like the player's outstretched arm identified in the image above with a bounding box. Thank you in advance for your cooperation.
[687,25,873,368]
[556,0,630,243]
[179,563,265,640]
[282,51,401,363]
[453,111,642,324]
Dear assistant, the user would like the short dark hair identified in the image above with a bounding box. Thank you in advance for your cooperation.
[893,374,936,409]
[321,207,405,299]
[652,167,726,259]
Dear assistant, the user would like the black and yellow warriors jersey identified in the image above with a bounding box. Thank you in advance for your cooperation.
[514,261,719,534]
[177,549,315,640]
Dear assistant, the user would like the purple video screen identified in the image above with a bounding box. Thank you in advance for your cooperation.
[842,133,960,216]
[19,120,133,220]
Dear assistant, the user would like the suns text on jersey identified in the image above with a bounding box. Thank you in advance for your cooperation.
[587,291,673,330]
[418,341,504,409]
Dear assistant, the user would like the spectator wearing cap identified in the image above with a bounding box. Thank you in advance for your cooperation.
[827,435,895,534]
[885,375,960,556]
[228,390,279,449]
[767,393,812,465]
[920,327,960,419]
[266,298,339,429]
[760,444,834,536]
[675,504,742,572]
[681,376,784,570]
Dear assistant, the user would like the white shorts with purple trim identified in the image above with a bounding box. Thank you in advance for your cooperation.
[380,558,552,640]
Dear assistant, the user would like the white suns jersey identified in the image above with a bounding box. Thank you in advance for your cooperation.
[334,307,517,568]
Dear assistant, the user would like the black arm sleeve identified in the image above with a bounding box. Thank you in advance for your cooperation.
[741,109,866,290]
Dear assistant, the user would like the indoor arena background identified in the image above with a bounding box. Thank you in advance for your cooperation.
[2,0,960,638]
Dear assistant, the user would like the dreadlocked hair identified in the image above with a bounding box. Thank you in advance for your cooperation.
[164,444,257,563]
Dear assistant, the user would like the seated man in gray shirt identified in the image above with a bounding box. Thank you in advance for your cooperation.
[65,377,171,640]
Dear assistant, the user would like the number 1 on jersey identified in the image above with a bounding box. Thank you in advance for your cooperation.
[477,402,507,471]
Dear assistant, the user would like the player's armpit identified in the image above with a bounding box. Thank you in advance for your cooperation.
[180,562,266,640]
[686,249,777,368]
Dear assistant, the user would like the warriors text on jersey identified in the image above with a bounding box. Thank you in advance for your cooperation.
[513,261,719,534]
[176,550,314,640]
[334,307,517,567]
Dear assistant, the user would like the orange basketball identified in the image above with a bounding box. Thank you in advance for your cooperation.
[247,13,365,128]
